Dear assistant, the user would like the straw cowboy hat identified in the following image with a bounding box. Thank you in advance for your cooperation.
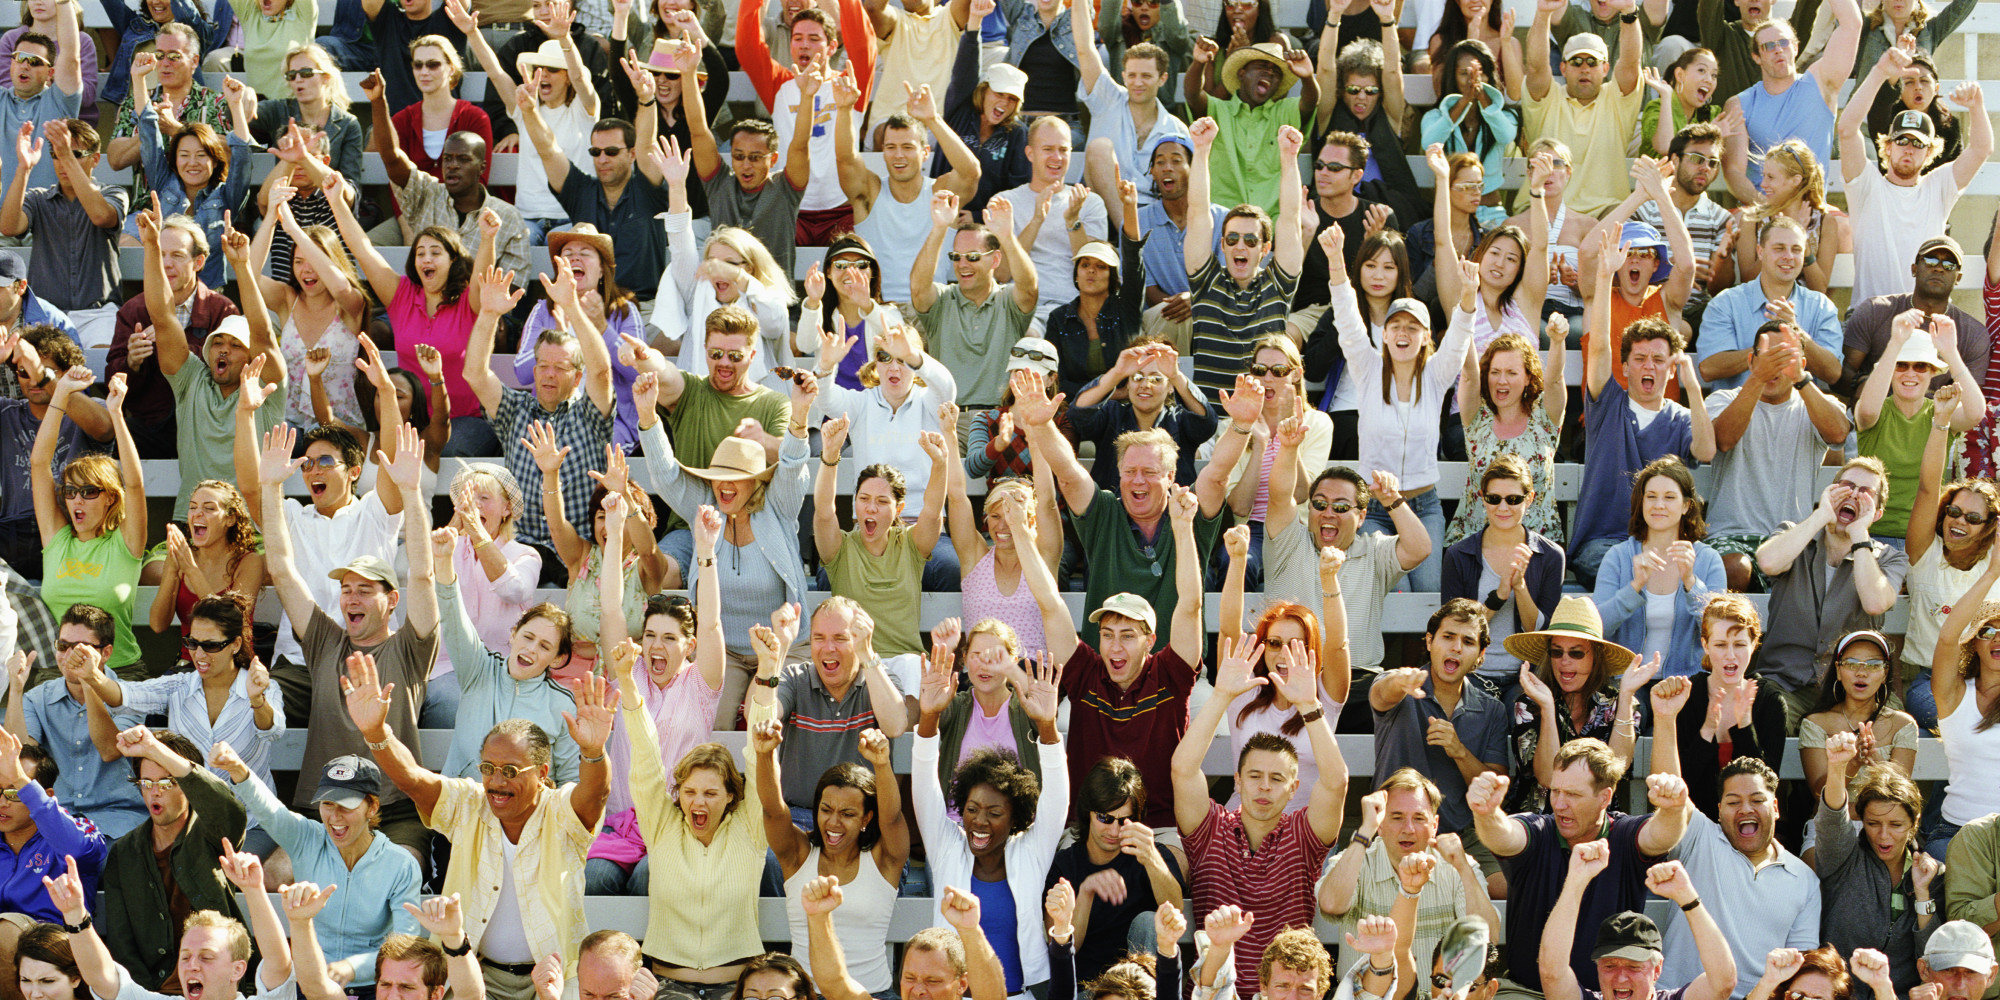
[1502,595,1636,674]
[1220,42,1298,99]
[679,437,778,483]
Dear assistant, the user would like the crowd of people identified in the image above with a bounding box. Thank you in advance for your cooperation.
[0,0,1996,999]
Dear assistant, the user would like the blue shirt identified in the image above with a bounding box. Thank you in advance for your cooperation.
[229,772,422,986]
[1696,278,1843,390]
[970,873,1023,993]
[1137,200,1223,296]
[0,85,82,193]
[1574,379,1696,550]
[131,100,252,289]
[23,680,146,839]
[1371,675,1509,833]
[0,780,109,922]
[437,577,582,785]
[20,291,78,345]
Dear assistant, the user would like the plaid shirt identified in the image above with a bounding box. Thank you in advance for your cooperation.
[496,387,614,549]
[1969,278,2000,479]
[3,561,55,671]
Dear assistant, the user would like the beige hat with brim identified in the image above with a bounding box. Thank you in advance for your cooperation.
[1088,593,1157,634]
[681,436,778,483]
[1501,595,1635,674]
[1893,333,1946,371]
[517,39,570,73]
[1219,42,1298,99]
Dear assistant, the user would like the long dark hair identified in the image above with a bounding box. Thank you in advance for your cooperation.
[356,368,436,435]
[1469,226,1529,309]
[189,591,256,673]
[1434,0,1503,53]
[406,226,473,305]
[817,232,886,335]
[808,762,882,852]
[1351,229,1412,325]
[1212,0,1277,50]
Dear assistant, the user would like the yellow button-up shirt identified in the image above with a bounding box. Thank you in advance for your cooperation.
[423,776,594,976]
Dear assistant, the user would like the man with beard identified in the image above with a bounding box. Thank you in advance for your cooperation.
[1717,4,1859,206]
[1651,757,1818,997]
[1841,238,1987,403]
[1697,216,1842,391]
[1837,47,1990,305]
[1265,465,1427,675]
[1135,135,1219,349]
[0,326,110,578]
[1695,0,1815,100]
[1753,458,1909,728]
[1634,123,1732,330]
[834,74,981,307]
[373,118,530,277]
[1523,0,1644,218]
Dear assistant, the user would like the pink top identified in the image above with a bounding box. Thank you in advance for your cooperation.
[960,550,1047,654]
[1251,438,1278,523]
[1225,676,1345,813]
[388,279,482,418]
[604,661,724,818]
[432,537,541,679]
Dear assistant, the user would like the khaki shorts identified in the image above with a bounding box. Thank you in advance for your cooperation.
[1460,824,1503,879]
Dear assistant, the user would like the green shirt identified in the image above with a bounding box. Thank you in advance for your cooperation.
[825,524,927,657]
[664,375,790,532]
[911,282,1035,407]
[1207,96,1302,218]
[40,527,144,672]
[1857,397,1941,540]
[1073,490,1223,651]
[167,357,285,514]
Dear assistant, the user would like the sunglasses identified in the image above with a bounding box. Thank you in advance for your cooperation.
[1010,346,1055,363]
[1548,645,1590,661]
[55,639,109,653]
[1451,180,1483,192]
[1128,373,1168,387]
[1565,55,1602,68]
[157,50,189,62]
[873,350,906,364]
[132,778,178,791]
[1309,497,1357,513]
[708,348,748,363]
[1248,363,1294,378]
[1091,811,1131,825]
[303,454,345,469]
[1919,254,1960,271]
[1758,38,1792,52]
[588,145,628,157]
[1978,625,2000,642]
[1222,232,1264,247]
[1837,657,1887,672]
[1681,151,1721,168]
[10,53,48,67]
[59,485,105,500]
[947,250,991,262]
[1343,84,1381,96]
[771,366,813,386]
[478,762,535,779]
[412,58,446,69]
[1892,134,1932,149]
[283,67,320,80]
[1313,159,1357,173]
[829,259,872,271]
[1482,493,1527,506]
[653,70,684,79]
[1946,504,1990,524]
[181,636,235,653]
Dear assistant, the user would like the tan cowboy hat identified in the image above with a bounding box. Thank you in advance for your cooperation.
[681,437,779,483]
[547,223,617,282]
[1219,41,1298,99]
[1501,595,1636,674]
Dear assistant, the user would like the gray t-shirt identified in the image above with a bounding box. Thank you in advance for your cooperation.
[0,85,81,193]
[704,168,804,279]
[23,184,129,312]
[1264,516,1405,672]
[1702,386,1824,538]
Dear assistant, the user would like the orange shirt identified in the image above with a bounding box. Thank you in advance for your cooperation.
[1583,285,1682,402]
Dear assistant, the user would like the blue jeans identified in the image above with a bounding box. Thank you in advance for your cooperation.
[443,415,501,457]
[923,539,962,592]
[1207,520,1265,592]
[585,855,651,895]
[1922,815,1959,862]
[420,671,461,729]
[1570,536,1621,592]
[1363,490,1443,592]
[522,218,568,246]
[1904,664,1938,731]
[320,0,374,68]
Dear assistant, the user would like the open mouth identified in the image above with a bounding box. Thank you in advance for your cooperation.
[1557,667,1580,688]
[309,479,328,497]
[968,829,993,850]
[716,483,741,506]
[1734,817,1760,840]
[1948,524,1972,541]
[69,505,87,523]
[189,522,210,542]
[1317,521,1340,545]
[1637,374,1657,394]
[514,652,537,672]
[1836,500,1860,524]
[689,807,711,831]
[487,788,514,809]
[822,829,845,848]
[1439,657,1463,678]
[861,515,881,536]
[819,657,841,679]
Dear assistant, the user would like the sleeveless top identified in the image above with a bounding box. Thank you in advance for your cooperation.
[961,549,1048,654]
[1544,203,1582,309]
[1939,682,2000,825]
[1740,76,1835,188]
[853,177,937,305]
[563,546,646,644]
[279,313,364,431]
[785,847,898,992]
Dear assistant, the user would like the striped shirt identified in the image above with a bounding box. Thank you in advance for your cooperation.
[1636,194,1733,310]
[1969,277,2000,479]
[1319,841,1473,985]
[1186,800,1332,999]
[774,662,905,812]
[1188,256,1299,404]
[119,669,285,804]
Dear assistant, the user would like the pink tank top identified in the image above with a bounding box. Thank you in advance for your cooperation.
[961,550,1048,654]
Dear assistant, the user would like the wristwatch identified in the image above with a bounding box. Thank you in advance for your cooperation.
[1619,10,1639,21]
[62,913,90,934]
[754,673,781,688]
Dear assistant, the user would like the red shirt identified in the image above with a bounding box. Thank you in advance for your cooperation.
[391,99,495,183]
[1185,801,1333,999]
[1058,643,1197,829]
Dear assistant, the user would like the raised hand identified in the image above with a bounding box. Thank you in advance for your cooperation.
[748,718,783,756]
[1155,899,1187,949]
[521,420,570,478]
[1204,904,1254,948]
[1465,772,1509,816]
[918,640,957,718]
[1643,859,1696,904]
[1046,877,1077,936]
[1619,653,1662,700]
[820,413,851,456]
[1012,650,1062,727]
[40,854,87,921]
[561,672,616,758]
[1345,915,1397,958]
[1761,949,1804,985]
[1517,661,1555,710]
[1395,851,1436,893]
[857,728,890,768]
[1646,772,1689,812]
[1187,116,1217,151]
[478,266,525,316]
[281,881,338,923]
[1567,837,1610,882]
[338,651,395,735]
[1212,634,1268,700]
[801,874,843,916]
[940,885,982,930]
[217,837,265,890]
[256,424,303,486]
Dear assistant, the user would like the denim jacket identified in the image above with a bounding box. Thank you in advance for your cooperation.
[999,0,1080,70]
[133,101,252,288]
[102,0,234,107]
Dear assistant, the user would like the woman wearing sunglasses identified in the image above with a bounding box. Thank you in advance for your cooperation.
[1498,595,1652,814]
[1211,335,1328,590]
[251,44,363,184]
[797,236,903,393]
[1810,735,1940,999]
[1445,329,1564,548]
[147,480,262,642]
[1898,393,1999,730]
[389,35,493,183]
[1918,542,2000,857]
[1739,947,1862,1000]
[33,369,147,676]
[1440,454,1564,690]
[1589,455,1724,681]
[84,589,285,855]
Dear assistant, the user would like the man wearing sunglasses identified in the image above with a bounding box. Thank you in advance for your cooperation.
[105,26,227,174]
[0,0,80,197]
[1633,122,1733,328]
[908,188,1038,408]
[1839,238,1986,406]
[1717,9,1856,207]
[1836,46,1990,306]
[1181,116,1306,406]
[8,605,147,839]
[1523,1,1644,219]
[1287,131,1394,341]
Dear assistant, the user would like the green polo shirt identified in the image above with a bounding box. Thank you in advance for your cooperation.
[910,281,1035,407]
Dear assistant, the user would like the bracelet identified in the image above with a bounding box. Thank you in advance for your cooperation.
[822,457,840,467]
[61,913,90,934]
[638,98,657,107]
[1298,705,1325,725]
[1397,887,1422,900]
[1351,831,1374,850]
[1528,191,1544,198]
[1679,898,1701,912]
[441,937,472,957]
[1368,960,1395,976]
[581,751,606,763]
[365,734,393,751]
[1384,496,1405,512]
[1229,422,1254,434]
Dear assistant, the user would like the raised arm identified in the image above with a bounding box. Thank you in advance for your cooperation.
[1524,0,1558,101]
[1425,143,1465,311]
[1166,487,1205,666]
[1273,125,1306,275]
[1172,636,1263,835]
[342,651,444,818]
[1183,117,1217,275]
[1934,540,2000,717]
[987,196,1037,312]
[323,167,403,303]
[1015,368,1097,514]
[1947,83,1991,194]
[463,265,521,417]
[813,415,850,563]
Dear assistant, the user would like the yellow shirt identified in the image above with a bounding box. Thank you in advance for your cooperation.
[423,777,594,977]
[870,6,960,128]
[1521,80,1647,218]
[630,699,772,969]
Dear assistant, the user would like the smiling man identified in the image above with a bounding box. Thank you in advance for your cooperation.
[1134,135,1221,348]
[1717,0,1859,205]
[836,80,980,306]
[1633,123,1732,329]
[1541,851,1734,1000]
[105,26,227,173]
[1073,1,1186,212]
[7,606,147,838]
[1265,465,1427,674]
[994,116,1109,330]
[1181,115,1305,406]
[1523,0,1643,218]
[766,597,912,821]
[1696,216,1842,392]
[370,113,530,277]
[908,190,1038,408]
[685,62,812,276]
[1370,602,1510,860]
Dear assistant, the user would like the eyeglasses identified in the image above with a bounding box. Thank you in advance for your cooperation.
[9,53,48,67]
[742,994,798,1000]
[59,485,105,500]
[1891,134,1932,149]
[873,349,904,364]
[1945,504,1990,524]
[1343,84,1381,96]
[1450,181,1483,192]
[1893,361,1937,372]
[55,639,109,653]
[1758,38,1793,52]
[1681,151,1721,168]
[1977,625,2000,642]
[947,250,991,263]
[1548,646,1590,661]
[771,366,813,386]
[283,67,320,80]
[1222,232,1264,247]
[132,778,178,791]
[1837,657,1887,673]
[1010,346,1055,363]
[588,145,627,157]
[0,788,25,802]
[1313,159,1357,173]
[478,762,536,779]
[1564,55,1602,68]
[1248,363,1294,378]
[1128,373,1168,387]
[653,70,683,79]
[1127,0,1160,6]
[181,636,234,653]
[412,58,447,70]
[303,454,345,469]
[1434,975,1489,993]
[1784,991,1830,1000]
[1919,254,1960,271]
[1482,493,1527,506]
[1309,497,1357,513]
[708,348,748,363]
[830,259,872,271]
[1091,811,1131,825]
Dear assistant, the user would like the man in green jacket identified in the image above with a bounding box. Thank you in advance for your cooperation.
[97,726,249,991]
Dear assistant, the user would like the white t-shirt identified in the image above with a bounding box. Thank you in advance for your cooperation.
[771,76,853,213]
[514,98,595,220]
[1847,164,1959,305]
[996,182,1109,326]
[276,490,401,665]
[482,837,536,963]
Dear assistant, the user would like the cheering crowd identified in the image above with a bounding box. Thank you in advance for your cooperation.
[0,0,1996,999]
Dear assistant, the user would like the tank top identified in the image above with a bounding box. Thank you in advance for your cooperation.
[784,848,899,992]
[1740,76,1835,188]
[1545,202,1582,309]
[961,549,1048,654]
[853,175,938,304]
[1938,681,2000,826]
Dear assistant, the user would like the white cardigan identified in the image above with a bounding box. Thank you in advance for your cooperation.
[912,732,1069,988]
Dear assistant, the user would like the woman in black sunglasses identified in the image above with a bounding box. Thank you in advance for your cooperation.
[32,368,148,677]
[1898,394,2000,731]
[1439,453,1565,693]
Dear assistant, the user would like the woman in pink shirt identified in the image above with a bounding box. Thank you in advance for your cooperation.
[423,463,542,727]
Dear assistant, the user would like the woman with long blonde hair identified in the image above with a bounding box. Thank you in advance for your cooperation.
[1732,139,1849,293]
[251,43,362,180]
[652,145,797,389]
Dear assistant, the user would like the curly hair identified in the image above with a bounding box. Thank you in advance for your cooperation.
[950,748,1041,833]
[185,480,259,578]
[1257,928,1332,998]
[1235,602,1321,738]
[188,591,255,674]
[1477,334,1545,413]
[1935,479,2000,549]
